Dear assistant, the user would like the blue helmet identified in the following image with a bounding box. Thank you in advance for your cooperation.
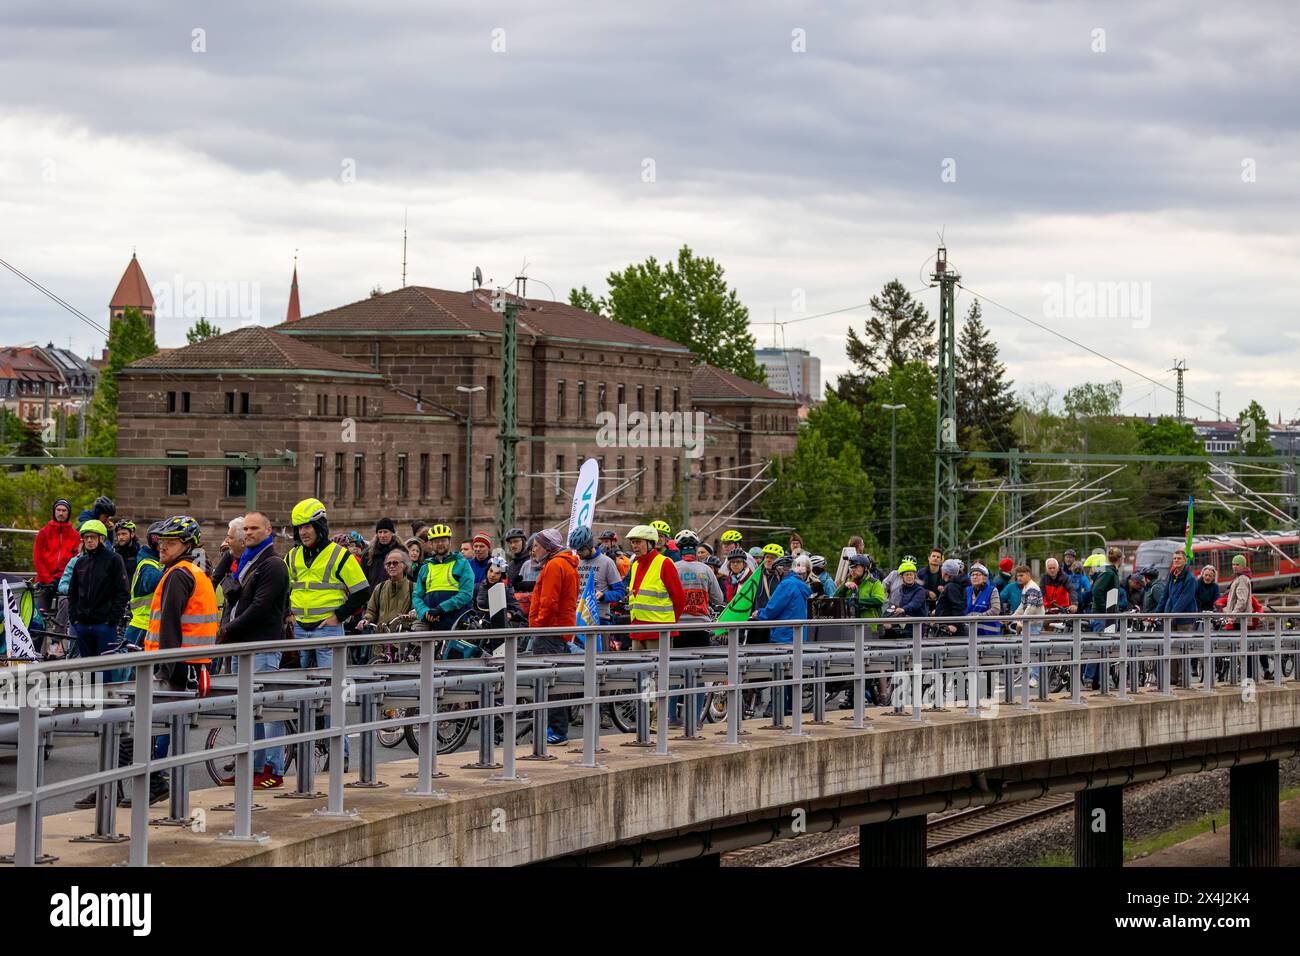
[568,525,593,552]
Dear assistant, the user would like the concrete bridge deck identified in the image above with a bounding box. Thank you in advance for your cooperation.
[7,682,1299,866]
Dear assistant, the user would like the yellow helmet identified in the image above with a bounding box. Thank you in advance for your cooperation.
[720,530,742,543]
[898,560,918,573]
[627,524,659,542]
[79,519,108,537]
[650,520,671,536]
[762,543,785,558]
[291,497,327,527]
[425,523,453,540]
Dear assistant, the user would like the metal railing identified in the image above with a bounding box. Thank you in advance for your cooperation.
[1,609,1297,866]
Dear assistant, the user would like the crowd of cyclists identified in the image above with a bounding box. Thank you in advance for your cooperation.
[24,492,1269,799]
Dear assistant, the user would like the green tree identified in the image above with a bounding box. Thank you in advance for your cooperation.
[956,300,1016,453]
[1231,400,1280,530]
[0,466,96,570]
[185,317,222,344]
[569,245,766,383]
[1133,416,1211,537]
[844,279,935,378]
[757,426,877,559]
[85,307,158,490]
[16,422,44,458]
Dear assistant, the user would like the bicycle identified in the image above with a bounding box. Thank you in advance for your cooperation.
[203,714,330,787]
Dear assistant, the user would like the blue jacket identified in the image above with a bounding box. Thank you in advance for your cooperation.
[1000,579,1023,614]
[467,555,491,585]
[1155,566,1198,625]
[756,574,811,643]
[814,571,836,599]
[894,581,928,617]
[128,545,164,616]
[1068,570,1091,609]
[413,552,475,619]
[59,554,79,595]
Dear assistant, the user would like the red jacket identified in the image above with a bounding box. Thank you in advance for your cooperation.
[34,519,80,584]
[528,549,579,640]
[629,551,686,643]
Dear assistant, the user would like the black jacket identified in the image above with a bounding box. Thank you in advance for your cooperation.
[364,539,404,588]
[219,543,290,644]
[935,578,967,619]
[68,545,129,626]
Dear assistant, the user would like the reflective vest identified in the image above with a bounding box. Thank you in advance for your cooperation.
[966,583,999,635]
[421,554,462,594]
[145,560,218,662]
[288,542,366,624]
[128,554,163,630]
[628,552,674,624]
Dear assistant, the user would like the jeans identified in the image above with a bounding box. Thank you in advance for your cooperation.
[232,651,285,775]
[293,622,349,759]
[73,621,122,680]
[530,635,571,737]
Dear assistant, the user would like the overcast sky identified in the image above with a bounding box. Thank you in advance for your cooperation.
[2,1,1297,420]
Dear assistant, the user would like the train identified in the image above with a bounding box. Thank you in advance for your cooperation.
[1131,531,1300,591]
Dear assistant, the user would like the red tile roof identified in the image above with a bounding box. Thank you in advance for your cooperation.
[126,325,381,376]
[285,265,301,324]
[691,363,797,404]
[110,254,154,309]
[274,286,690,352]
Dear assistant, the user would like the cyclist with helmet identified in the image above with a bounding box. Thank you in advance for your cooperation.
[113,520,140,581]
[571,525,626,629]
[77,495,117,541]
[723,548,750,603]
[720,529,744,554]
[286,498,371,665]
[625,524,685,649]
[886,560,929,623]
[503,527,536,596]
[964,562,1003,635]
[808,555,836,598]
[412,523,474,631]
[651,519,679,560]
[673,530,723,649]
[746,543,785,644]
[934,557,967,632]
[836,554,886,618]
[471,554,521,628]
[599,529,631,577]
[67,518,129,663]
[122,521,165,654]
[881,554,916,605]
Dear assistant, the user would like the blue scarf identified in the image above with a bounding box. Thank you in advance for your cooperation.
[234,536,274,580]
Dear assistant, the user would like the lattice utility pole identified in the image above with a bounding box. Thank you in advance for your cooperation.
[1170,359,1187,422]
[495,290,521,541]
[1006,448,1023,562]
[932,245,961,554]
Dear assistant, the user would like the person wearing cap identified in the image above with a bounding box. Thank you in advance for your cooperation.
[835,554,886,618]
[999,558,1024,614]
[76,496,117,548]
[625,525,686,649]
[1223,554,1253,619]
[467,532,493,585]
[964,563,1002,635]
[503,527,537,596]
[527,528,580,743]
[66,519,129,663]
[1140,565,1165,613]
[412,524,474,631]
[991,557,1015,595]
[934,558,968,632]
[364,517,405,588]
[33,497,79,619]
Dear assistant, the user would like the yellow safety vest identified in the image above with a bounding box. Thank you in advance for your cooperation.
[145,560,219,662]
[421,555,461,594]
[629,552,675,624]
[127,554,163,630]
[288,542,368,624]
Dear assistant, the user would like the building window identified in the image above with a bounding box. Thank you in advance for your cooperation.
[653,386,661,413]
[397,453,408,499]
[167,391,176,413]
[577,381,586,420]
[359,396,367,418]
[636,385,644,412]
[635,457,645,499]
[654,457,662,499]
[316,394,326,416]
[440,454,451,499]
[616,456,625,500]
[337,395,348,417]
[166,451,188,497]
[225,391,235,414]
[672,387,680,412]
[314,454,325,499]
[487,375,497,415]
[555,455,565,500]
[334,453,345,501]
[617,383,625,408]
[484,455,494,499]
[225,453,247,499]
[556,380,566,419]
[181,392,191,413]
[353,454,365,500]
[598,382,607,413]
[420,453,430,499]
[240,391,250,414]
[379,451,387,498]
[714,457,722,497]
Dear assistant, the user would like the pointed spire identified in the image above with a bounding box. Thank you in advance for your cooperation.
[110,252,154,309]
[285,256,301,324]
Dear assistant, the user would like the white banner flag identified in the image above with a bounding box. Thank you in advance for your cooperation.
[3,581,38,660]
[566,458,600,541]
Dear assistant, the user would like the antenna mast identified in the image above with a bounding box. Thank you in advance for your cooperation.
[1170,359,1187,422]
[401,209,408,288]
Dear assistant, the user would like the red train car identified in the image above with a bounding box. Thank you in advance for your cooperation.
[1132,531,1300,591]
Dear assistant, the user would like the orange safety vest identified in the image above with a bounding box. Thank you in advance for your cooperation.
[145,560,219,663]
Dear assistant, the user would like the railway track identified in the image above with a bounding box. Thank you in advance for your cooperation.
[782,794,1077,867]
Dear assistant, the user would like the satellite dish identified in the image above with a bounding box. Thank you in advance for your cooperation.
[473,267,483,289]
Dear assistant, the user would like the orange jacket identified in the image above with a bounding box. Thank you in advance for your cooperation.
[528,549,579,640]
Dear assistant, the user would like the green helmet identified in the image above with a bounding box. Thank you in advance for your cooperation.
[79,519,108,537]
[291,497,327,527]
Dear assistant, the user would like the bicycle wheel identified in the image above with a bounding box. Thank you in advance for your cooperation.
[405,701,474,755]
[204,726,237,786]
[377,706,411,748]
[606,691,639,734]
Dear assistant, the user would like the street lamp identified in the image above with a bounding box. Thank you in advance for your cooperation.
[456,385,485,537]
[882,403,907,569]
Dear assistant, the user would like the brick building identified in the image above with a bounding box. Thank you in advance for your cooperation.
[116,284,798,542]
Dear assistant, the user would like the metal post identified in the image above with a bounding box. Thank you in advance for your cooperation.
[966,621,979,717]
[1021,618,1032,710]
[1160,617,1172,695]
[470,681,499,767]
[722,626,743,745]
[154,712,190,825]
[243,465,257,511]
[128,663,152,867]
[281,698,323,798]
[574,631,601,768]
[770,659,785,728]
[346,691,386,789]
[655,632,671,756]
[403,642,447,796]
[1071,619,1083,705]
[911,622,923,722]
[1275,617,1284,689]
[851,623,866,729]
[524,675,548,761]
[787,626,806,737]
[313,651,355,818]
[682,664,702,739]
[464,399,473,534]
[496,635,524,779]
[1203,617,1214,693]
[496,300,519,541]
[220,652,270,841]
[811,658,828,724]
[13,677,39,867]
